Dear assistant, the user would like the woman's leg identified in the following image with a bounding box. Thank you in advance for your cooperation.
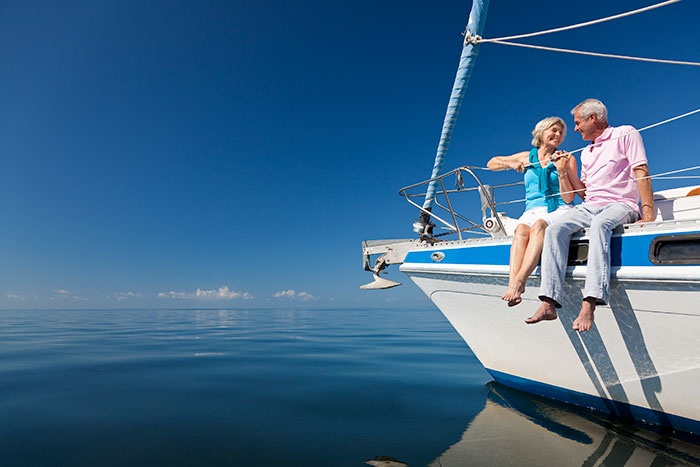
[515,219,548,285]
[502,223,530,306]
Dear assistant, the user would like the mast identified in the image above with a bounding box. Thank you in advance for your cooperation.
[416,0,490,236]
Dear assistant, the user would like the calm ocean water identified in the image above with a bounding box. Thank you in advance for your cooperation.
[0,307,698,466]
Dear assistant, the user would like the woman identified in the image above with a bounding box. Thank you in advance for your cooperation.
[487,116,580,306]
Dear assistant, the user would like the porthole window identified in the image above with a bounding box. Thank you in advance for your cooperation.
[649,234,700,265]
[567,240,588,266]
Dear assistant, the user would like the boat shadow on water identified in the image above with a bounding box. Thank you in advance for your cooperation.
[430,382,700,466]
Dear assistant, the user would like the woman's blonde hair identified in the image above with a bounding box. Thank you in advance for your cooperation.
[531,116,567,147]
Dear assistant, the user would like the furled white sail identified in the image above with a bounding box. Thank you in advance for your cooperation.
[420,0,490,226]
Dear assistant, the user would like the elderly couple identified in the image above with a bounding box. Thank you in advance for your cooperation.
[487,98,655,332]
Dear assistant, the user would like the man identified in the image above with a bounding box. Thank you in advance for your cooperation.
[526,98,655,332]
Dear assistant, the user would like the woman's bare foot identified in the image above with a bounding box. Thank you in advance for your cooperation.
[573,298,596,332]
[502,280,525,307]
[525,298,558,324]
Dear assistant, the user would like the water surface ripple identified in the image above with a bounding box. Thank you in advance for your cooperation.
[0,308,697,466]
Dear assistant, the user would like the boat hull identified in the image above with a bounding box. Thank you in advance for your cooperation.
[400,225,700,435]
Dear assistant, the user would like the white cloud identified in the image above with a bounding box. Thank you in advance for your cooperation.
[157,286,253,300]
[158,291,190,299]
[272,289,317,301]
[114,291,145,301]
[51,289,87,301]
[6,290,27,300]
[273,290,295,299]
[195,287,252,299]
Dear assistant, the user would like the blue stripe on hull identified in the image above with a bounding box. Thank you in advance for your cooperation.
[404,229,700,267]
[405,243,511,266]
[487,369,700,437]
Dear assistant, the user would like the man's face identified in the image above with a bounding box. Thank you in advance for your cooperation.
[573,110,597,141]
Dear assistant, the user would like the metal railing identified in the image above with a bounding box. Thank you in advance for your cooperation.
[400,163,700,242]
[399,166,523,241]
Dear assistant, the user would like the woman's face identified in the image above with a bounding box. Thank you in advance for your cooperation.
[542,124,564,148]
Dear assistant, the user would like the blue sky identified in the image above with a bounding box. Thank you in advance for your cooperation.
[1,0,698,309]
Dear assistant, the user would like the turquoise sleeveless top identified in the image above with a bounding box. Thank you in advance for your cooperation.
[523,147,568,212]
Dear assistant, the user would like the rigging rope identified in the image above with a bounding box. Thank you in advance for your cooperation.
[477,107,700,172]
[484,40,700,67]
[647,165,700,179]
[637,107,700,132]
[497,165,700,207]
[480,0,682,43]
[468,0,700,67]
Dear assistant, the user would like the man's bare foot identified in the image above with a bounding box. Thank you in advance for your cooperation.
[573,298,596,332]
[502,280,525,307]
[525,298,558,324]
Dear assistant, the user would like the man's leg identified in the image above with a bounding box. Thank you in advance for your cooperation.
[574,203,638,331]
[527,206,591,324]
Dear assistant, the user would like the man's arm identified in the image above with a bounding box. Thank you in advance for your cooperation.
[633,164,655,222]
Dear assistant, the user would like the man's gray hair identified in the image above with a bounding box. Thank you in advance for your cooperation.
[571,98,608,123]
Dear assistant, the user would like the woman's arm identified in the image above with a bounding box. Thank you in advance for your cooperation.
[486,151,530,172]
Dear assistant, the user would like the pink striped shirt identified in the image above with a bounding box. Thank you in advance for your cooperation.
[580,125,648,213]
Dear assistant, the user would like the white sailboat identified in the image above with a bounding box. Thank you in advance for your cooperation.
[361,0,700,437]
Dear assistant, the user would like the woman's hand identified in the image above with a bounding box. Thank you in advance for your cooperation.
[513,160,527,173]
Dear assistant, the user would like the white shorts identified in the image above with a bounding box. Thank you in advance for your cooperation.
[518,205,573,227]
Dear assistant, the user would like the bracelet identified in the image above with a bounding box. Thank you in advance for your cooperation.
[558,171,568,178]
[642,203,653,208]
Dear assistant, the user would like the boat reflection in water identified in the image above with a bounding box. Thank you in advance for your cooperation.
[430,383,700,467]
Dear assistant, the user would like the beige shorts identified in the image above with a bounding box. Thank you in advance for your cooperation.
[518,205,573,227]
